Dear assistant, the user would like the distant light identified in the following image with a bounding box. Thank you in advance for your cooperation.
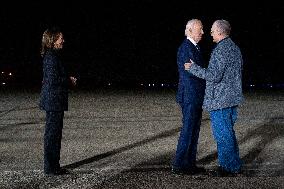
[108,83,111,86]
[161,84,164,87]
[148,84,151,87]
[2,82,6,85]
[1,72,4,74]
[250,84,255,87]
[140,84,143,86]
[152,84,154,86]
[9,73,12,76]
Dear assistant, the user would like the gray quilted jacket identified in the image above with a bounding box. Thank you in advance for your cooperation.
[189,37,244,111]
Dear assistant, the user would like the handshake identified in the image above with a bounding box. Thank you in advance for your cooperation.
[184,59,194,70]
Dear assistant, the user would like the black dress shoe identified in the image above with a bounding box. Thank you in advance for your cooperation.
[209,166,241,177]
[45,168,70,176]
[191,166,207,174]
[171,166,206,175]
[171,167,186,175]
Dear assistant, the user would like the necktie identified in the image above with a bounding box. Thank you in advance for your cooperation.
[195,44,200,51]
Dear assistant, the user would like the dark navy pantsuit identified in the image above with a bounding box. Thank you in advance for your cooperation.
[44,111,64,173]
[40,49,69,174]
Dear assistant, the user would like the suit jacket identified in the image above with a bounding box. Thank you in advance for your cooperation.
[189,37,244,111]
[39,49,69,111]
[176,38,206,105]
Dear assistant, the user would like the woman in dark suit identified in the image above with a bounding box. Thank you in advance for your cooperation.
[39,27,76,176]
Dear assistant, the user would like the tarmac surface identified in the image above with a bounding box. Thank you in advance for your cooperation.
[0,88,283,188]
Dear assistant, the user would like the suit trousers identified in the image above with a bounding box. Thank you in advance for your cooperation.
[173,102,203,169]
[210,106,242,173]
[44,111,64,173]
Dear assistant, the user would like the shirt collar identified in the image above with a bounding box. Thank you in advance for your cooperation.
[187,36,198,46]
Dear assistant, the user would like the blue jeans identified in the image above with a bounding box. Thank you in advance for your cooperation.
[173,103,203,169]
[210,106,242,173]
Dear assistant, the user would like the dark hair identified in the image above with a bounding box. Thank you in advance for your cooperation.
[40,27,62,57]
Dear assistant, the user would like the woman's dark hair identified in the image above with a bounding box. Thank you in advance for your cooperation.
[40,27,62,57]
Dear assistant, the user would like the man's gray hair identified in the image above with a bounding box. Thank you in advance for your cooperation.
[214,19,231,36]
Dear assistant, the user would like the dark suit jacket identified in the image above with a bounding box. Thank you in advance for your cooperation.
[39,50,69,111]
[176,38,206,105]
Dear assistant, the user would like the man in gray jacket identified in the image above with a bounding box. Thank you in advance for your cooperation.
[185,19,243,176]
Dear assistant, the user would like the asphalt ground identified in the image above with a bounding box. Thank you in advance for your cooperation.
[0,88,283,188]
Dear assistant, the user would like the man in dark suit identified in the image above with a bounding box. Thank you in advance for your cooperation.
[172,19,206,175]
[39,27,76,176]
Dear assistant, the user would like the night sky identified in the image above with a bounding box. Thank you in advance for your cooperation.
[1,1,283,89]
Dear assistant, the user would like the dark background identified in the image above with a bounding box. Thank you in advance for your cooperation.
[0,1,283,90]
